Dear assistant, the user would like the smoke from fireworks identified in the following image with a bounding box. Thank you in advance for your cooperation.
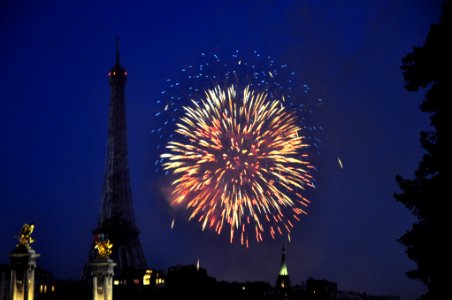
[161,85,315,246]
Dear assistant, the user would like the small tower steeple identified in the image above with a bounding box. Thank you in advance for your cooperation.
[276,244,291,299]
[279,245,288,276]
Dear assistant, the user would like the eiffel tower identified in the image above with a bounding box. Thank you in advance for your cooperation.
[83,40,147,283]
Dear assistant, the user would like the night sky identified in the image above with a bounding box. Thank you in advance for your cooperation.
[0,1,442,299]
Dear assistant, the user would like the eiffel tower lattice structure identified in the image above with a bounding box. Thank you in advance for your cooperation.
[83,40,147,283]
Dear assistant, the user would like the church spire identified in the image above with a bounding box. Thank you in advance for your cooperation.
[276,244,291,297]
[279,244,289,276]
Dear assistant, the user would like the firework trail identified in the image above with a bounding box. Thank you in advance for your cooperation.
[161,85,315,246]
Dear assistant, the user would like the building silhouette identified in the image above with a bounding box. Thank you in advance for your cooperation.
[83,40,147,284]
[305,278,337,300]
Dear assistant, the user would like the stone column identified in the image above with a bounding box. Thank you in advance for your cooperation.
[9,245,40,300]
[90,256,116,300]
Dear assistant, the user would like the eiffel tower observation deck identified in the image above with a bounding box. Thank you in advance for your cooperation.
[83,40,147,283]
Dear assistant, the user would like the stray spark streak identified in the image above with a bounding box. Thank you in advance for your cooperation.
[337,156,344,169]
[161,85,315,246]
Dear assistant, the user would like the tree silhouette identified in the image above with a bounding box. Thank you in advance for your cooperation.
[395,1,450,299]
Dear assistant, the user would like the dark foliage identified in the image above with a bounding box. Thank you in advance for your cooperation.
[395,1,451,299]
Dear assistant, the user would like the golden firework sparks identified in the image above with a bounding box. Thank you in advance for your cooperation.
[161,85,314,245]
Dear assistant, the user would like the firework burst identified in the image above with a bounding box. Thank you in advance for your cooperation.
[152,51,322,175]
[161,85,315,246]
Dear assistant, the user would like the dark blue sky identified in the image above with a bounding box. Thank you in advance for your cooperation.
[0,1,442,299]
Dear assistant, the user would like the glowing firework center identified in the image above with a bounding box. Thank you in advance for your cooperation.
[161,85,314,246]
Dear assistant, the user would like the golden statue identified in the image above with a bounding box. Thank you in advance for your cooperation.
[17,223,35,249]
[94,234,113,258]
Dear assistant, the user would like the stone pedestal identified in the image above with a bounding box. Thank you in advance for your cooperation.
[9,245,40,300]
[90,257,116,300]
